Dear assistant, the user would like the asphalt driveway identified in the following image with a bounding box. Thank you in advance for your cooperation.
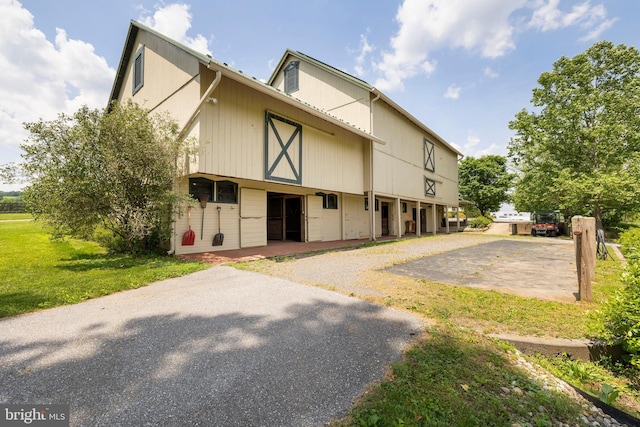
[0,267,422,426]
[384,239,578,302]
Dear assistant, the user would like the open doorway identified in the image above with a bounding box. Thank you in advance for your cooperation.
[381,202,390,235]
[267,193,304,241]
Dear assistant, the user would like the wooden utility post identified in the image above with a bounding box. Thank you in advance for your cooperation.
[572,216,595,302]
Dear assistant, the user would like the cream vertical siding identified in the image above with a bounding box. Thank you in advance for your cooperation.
[272,55,371,132]
[372,101,459,207]
[240,188,267,248]
[118,32,201,129]
[199,75,367,195]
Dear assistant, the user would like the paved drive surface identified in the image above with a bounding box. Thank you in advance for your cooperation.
[0,267,422,426]
[385,239,578,302]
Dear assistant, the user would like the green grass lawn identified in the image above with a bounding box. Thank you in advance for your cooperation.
[0,220,209,318]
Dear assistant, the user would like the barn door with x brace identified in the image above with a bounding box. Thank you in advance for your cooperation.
[265,112,302,184]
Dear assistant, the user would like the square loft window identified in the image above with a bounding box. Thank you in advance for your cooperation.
[189,177,213,203]
[216,180,238,204]
[315,192,338,209]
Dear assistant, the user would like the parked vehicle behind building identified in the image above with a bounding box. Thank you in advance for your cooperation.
[531,212,565,237]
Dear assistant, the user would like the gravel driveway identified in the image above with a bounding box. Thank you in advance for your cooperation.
[257,234,578,303]
[0,267,422,426]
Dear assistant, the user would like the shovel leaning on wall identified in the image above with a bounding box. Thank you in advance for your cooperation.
[213,206,224,246]
[181,205,195,246]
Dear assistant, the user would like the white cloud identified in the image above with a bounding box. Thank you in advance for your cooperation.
[139,3,211,55]
[373,0,616,92]
[0,0,115,185]
[374,0,525,91]
[484,67,499,78]
[456,134,501,157]
[444,84,461,99]
[528,0,617,40]
[353,33,374,77]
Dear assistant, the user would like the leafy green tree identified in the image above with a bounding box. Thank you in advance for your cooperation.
[509,41,640,229]
[21,101,193,254]
[458,155,514,217]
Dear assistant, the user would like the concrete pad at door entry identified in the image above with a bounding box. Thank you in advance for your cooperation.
[384,239,579,302]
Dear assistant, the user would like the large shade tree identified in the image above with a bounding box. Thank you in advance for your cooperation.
[20,101,193,254]
[458,155,514,217]
[508,41,640,229]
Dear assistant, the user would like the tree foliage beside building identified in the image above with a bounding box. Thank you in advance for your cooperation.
[458,155,514,217]
[21,101,193,254]
[508,41,640,228]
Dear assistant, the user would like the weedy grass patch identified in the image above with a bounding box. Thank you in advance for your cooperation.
[0,220,209,318]
[331,325,587,427]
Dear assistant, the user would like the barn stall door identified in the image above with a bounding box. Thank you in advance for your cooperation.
[240,188,266,248]
[306,195,323,242]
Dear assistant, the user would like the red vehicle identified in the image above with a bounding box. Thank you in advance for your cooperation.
[531,212,565,237]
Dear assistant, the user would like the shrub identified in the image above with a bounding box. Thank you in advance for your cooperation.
[619,227,640,260]
[469,215,493,229]
[596,228,640,368]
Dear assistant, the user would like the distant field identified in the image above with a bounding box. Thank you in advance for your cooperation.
[0,213,32,220]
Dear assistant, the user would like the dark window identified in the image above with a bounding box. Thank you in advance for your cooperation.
[326,194,337,209]
[425,177,436,197]
[402,202,407,213]
[365,197,379,211]
[284,61,299,94]
[315,192,338,209]
[216,180,238,203]
[424,138,435,172]
[133,46,145,95]
[189,178,238,204]
[189,178,213,203]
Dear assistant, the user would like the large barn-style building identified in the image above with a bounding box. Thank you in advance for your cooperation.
[109,21,463,255]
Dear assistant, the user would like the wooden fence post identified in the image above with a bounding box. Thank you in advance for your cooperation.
[572,216,595,302]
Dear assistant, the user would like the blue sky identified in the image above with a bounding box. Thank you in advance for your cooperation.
[1,0,637,192]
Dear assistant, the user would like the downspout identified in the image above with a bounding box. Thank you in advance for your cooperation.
[168,64,222,255]
[369,90,381,241]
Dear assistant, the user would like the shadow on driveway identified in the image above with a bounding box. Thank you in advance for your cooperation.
[0,267,421,426]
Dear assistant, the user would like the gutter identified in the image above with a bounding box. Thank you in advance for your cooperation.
[178,64,222,140]
[168,64,222,255]
[369,92,381,241]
